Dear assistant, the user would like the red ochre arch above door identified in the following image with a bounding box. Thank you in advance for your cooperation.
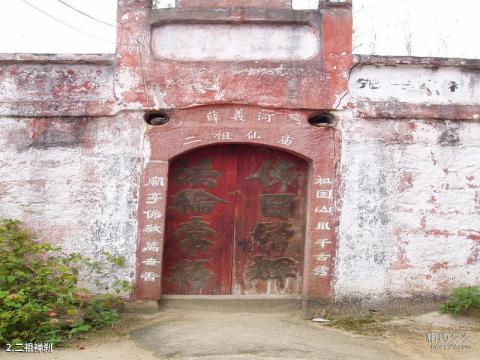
[134,106,340,301]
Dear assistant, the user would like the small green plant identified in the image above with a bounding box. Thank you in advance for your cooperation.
[439,286,480,316]
[0,219,133,346]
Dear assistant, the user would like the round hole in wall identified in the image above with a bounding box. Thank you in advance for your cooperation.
[144,111,169,126]
[308,112,334,127]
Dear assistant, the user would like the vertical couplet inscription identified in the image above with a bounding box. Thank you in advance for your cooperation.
[140,175,165,282]
[312,176,335,280]
[136,160,170,299]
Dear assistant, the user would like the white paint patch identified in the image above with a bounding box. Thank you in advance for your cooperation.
[350,65,480,105]
[354,0,480,59]
[292,0,319,10]
[151,24,319,61]
[152,0,175,9]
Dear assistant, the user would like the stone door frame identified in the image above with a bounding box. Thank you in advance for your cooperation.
[134,105,340,300]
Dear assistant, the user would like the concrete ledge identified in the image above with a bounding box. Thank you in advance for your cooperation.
[354,54,480,70]
[0,53,115,65]
[159,295,303,313]
[303,294,448,319]
[122,295,449,320]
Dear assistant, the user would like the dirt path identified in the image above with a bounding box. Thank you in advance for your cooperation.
[0,309,478,359]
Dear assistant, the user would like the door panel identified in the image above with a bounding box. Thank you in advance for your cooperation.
[232,146,308,295]
[162,145,307,295]
[162,146,237,294]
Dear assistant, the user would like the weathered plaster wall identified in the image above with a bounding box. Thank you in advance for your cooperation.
[0,114,144,289]
[349,65,480,106]
[1,0,478,304]
[346,61,480,121]
[118,4,352,111]
[336,116,480,301]
[334,63,480,301]
[0,55,116,117]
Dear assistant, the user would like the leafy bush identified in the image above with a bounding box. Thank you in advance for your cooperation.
[439,286,480,316]
[0,219,132,346]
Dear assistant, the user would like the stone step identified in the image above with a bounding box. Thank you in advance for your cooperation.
[158,295,303,313]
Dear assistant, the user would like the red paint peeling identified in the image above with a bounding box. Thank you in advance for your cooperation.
[0,59,115,117]
[466,247,480,265]
[420,215,426,229]
[117,6,353,110]
[467,234,480,242]
[457,230,480,243]
[407,121,417,131]
[429,262,449,273]
[390,250,413,270]
[117,53,141,68]
[398,171,414,192]
[390,230,412,270]
[392,122,416,143]
[425,229,452,237]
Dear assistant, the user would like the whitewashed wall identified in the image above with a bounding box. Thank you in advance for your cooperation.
[0,116,143,289]
[335,116,480,301]
[354,0,480,59]
[333,57,480,302]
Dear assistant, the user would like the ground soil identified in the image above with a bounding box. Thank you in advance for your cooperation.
[0,308,478,359]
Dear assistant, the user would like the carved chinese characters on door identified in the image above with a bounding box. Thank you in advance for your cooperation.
[233,147,307,294]
[163,145,307,295]
[162,146,236,294]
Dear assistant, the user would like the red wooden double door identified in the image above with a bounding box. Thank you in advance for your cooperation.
[162,144,308,295]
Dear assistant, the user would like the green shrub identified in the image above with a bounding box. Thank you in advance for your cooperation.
[439,286,480,316]
[0,219,132,346]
